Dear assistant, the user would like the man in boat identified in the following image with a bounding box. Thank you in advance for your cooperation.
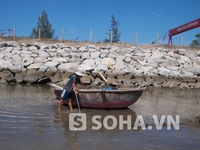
[58,69,90,111]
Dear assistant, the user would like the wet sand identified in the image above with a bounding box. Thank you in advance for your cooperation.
[0,84,200,150]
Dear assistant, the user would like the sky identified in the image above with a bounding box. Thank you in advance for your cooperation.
[0,0,200,46]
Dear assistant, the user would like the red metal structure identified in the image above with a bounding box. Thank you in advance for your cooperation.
[168,18,200,45]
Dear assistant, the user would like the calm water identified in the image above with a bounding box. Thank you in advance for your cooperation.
[0,84,200,150]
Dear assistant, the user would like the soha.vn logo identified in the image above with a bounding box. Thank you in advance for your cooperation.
[69,113,180,131]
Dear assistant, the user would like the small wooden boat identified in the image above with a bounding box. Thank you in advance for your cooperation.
[53,88,144,109]
[48,79,154,109]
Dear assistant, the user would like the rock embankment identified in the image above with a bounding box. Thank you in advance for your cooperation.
[1,41,200,88]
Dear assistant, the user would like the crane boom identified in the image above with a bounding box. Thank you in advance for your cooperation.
[168,18,200,45]
[169,18,200,36]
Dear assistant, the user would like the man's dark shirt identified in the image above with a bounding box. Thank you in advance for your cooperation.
[63,74,81,92]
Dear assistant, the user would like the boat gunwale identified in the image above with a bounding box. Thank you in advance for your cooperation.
[78,88,144,93]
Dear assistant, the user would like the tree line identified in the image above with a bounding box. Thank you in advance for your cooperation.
[30,10,200,47]
[30,10,121,43]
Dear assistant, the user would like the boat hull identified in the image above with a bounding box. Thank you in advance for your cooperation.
[54,88,144,109]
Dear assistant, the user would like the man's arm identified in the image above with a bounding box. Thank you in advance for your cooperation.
[79,83,91,88]
[72,82,79,94]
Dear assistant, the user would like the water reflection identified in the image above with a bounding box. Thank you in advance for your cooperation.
[130,87,200,122]
[52,108,138,150]
[54,108,137,132]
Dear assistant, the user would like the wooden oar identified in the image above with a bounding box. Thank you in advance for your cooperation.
[73,89,81,113]
[47,82,63,90]
[97,70,112,88]
[97,70,108,83]
[137,79,154,89]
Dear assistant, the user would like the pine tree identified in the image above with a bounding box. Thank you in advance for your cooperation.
[190,33,200,47]
[30,10,55,38]
[104,15,121,43]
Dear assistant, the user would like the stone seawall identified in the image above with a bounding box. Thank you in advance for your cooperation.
[0,41,200,88]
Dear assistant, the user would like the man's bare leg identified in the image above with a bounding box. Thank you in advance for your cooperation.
[58,99,64,110]
[68,99,73,111]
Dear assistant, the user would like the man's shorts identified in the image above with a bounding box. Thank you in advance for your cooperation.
[61,89,72,99]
